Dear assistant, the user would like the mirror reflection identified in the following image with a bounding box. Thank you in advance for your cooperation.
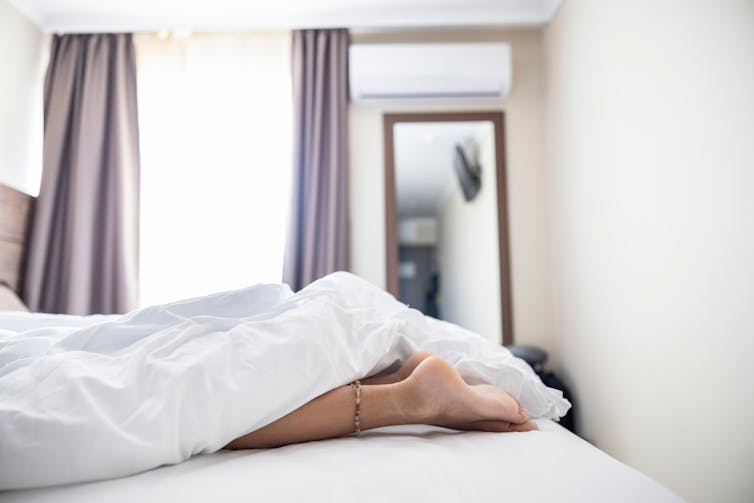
[392,119,505,343]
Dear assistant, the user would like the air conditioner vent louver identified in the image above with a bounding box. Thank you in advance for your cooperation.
[349,43,512,104]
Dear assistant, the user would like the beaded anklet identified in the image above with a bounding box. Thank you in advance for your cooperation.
[349,380,361,435]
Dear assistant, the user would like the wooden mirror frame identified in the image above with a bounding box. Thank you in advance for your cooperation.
[383,111,514,346]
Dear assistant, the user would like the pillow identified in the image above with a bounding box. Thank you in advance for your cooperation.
[0,283,29,312]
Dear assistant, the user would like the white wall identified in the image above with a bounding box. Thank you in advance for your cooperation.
[0,0,45,195]
[543,1,754,501]
[349,28,554,353]
[437,125,502,342]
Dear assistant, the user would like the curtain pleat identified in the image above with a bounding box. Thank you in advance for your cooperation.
[283,29,349,291]
[23,34,140,315]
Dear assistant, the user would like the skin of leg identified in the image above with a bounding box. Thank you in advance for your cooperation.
[225,381,414,449]
[225,356,537,450]
[227,352,434,449]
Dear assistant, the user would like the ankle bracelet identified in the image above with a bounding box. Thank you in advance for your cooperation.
[349,380,361,435]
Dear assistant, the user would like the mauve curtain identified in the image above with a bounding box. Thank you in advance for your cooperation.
[283,29,349,291]
[23,34,140,315]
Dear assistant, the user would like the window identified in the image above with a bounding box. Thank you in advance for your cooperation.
[135,32,293,306]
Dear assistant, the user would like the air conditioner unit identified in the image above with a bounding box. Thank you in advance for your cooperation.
[349,43,512,103]
[399,218,438,246]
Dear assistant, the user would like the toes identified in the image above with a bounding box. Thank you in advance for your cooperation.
[470,384,529,424]
[518,405,529,423]
[510,420,539,432]
[456,419,539,433]
[473,420,514,432]
[502,393,529,424]
[510,396,529,423]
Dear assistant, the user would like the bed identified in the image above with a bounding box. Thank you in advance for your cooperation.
[0,183,684,502]
[1,421,682,503]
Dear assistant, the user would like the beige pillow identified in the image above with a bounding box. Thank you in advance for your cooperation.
[0,283,29,312]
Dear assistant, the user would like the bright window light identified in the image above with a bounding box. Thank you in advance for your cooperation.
[135,32,292,307]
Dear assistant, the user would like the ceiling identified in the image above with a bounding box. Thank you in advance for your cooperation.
[8,0,560,33]
[395,121,493,219]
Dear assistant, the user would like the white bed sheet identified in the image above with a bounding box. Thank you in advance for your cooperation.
[0,272,570,489]
[0,419,683,503]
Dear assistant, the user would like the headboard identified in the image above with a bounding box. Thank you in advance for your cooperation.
[0,183,35,295]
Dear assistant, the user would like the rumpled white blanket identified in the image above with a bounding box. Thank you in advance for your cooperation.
[0,272,570,490]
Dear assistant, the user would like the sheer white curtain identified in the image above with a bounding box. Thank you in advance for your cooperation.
[135,32,292,306]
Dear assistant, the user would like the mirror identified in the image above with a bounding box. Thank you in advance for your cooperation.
[383,112,513,345]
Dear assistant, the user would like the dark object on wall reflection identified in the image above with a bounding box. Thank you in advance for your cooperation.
[398,247,437,314]
[453,144,481,201]
[424,272,440,318]
[509,344,577,434]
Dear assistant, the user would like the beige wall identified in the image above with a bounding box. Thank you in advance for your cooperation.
[543,1,754,501]
[349,28,554,353]
[0,0,45,195]
[437,125,501,343]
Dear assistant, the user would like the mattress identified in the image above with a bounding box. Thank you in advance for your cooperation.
[0,419,683,503]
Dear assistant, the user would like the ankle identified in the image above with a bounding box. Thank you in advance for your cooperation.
[395,376,436,424]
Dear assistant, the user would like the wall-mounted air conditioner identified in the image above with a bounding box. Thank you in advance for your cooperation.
[399,218,438,246]
[349,43,512,104]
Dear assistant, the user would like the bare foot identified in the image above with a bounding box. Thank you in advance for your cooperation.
[402,356,538,432]
[361,351,433,385]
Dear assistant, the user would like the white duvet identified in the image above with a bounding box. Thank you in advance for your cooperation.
[0,272,569,490]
